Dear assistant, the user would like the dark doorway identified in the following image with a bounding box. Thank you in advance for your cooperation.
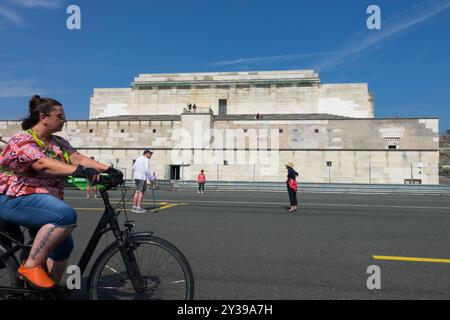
[219,99,227,115]
[170,165,180,180]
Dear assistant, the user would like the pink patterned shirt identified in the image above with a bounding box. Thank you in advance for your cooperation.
[0,132,77,199]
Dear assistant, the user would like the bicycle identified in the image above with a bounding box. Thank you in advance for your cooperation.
[0,174,195,300]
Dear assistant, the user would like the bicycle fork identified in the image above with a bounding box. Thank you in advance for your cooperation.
[118,237,146,293]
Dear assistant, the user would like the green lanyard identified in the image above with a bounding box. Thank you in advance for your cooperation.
[0,130,71,177]
[27,129,71,165]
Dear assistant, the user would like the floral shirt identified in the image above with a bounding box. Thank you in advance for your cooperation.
[0,132,76,199]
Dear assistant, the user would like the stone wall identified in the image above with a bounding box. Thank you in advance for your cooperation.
[57,148,437,184]
[89,88,132,119]
[0,116,439,184]
[212,118,438,150]
[89,70,374,119]
[318,84,374,118]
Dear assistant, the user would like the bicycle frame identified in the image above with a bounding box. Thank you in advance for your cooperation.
[0,182,148,297]
[81,186,149,292]
[77,187,123,275]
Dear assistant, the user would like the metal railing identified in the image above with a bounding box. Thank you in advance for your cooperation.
[124,179,175,191]
[170,180,450,196]
[182,107,213,114]
[102,179,450,196]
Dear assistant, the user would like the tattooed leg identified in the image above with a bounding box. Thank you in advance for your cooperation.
[24,224,73,268]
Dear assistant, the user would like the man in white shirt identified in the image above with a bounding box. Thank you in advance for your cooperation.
[131,149,156,213]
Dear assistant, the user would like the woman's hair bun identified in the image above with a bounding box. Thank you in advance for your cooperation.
[22,95,62,130]
[29,95,41,111]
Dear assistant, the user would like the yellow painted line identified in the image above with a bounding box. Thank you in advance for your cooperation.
[157,204,178,210]
[69,198,171,206]
[74,202,188,213]
[373,255,450,264]
[74,207,105,211]
[153,202,188,212]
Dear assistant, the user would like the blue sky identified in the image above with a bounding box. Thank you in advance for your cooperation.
[0,0,449,131]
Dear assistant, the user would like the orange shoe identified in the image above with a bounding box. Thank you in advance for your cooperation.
[17,264,56,290]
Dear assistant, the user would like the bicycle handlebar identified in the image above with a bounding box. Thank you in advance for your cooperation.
[92,174,124,191]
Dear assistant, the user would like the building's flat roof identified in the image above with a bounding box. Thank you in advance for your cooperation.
[132,70,322,88]
[0,115,439,122]
[214,114,350,120]
[92,115,181,121]
[88,114,438,121]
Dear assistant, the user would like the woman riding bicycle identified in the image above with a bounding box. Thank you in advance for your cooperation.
[0,95,122,290]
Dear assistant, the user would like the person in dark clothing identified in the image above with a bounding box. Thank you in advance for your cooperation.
[285,162,299,212]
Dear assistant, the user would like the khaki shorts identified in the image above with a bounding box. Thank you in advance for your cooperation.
[134,179,147,192]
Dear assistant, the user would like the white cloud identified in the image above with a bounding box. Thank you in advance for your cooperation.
[7,0,63,9]
[0,5,23,26]
[207,1,450,72]
[314,0,450,71]
[209,51,339,67]
[96,51,115,59]
[0,80,44,98]
[0,0,62,29]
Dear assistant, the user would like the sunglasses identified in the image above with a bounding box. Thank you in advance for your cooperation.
[45,113,66,121]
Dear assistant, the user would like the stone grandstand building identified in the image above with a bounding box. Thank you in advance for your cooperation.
[0,70,440,184]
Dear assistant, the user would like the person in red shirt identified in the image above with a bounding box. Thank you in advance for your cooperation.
[0,95,123,290]
[197,169,206,194]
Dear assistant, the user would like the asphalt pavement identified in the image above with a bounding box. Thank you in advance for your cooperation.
[63,188,450,299]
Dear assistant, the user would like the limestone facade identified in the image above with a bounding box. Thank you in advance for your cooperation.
[0,116,439,184]
[89,70,374,119]
[0,70,439,184]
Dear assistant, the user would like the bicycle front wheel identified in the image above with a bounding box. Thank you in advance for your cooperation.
[89,235,194,300]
